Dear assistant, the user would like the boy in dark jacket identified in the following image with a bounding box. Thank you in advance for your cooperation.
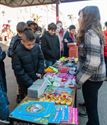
[7,22,27,103]
[41,23,60,67]
[7,22,27,58]
[12,29,44,101]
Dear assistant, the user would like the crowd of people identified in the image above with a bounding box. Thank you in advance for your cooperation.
[0,5,107,125]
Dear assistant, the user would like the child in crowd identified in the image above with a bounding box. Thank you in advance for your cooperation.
[7,22,27,58]
[7,22,27,103]
[41,23,60,67]
[12,29,44,101]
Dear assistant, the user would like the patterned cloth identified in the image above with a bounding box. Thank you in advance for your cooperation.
[77,29,106,84]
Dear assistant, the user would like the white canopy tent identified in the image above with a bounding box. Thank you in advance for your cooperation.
[0,0,87,7]
[0,0,88,22]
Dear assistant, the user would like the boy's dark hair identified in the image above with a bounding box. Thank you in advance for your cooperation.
[69,25,76,30]
[27,20,37,26]
[105,22,107,27]
[48,23,57,30]
[16,22,27,33]
[8,22,26,58]
[23,28,35,42]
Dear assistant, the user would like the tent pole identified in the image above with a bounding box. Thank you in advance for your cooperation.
[56,0,59,23]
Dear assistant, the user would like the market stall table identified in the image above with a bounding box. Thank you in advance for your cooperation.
[9,57,78,125]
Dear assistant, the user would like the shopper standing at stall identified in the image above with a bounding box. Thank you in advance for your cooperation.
[12,29,44,101]
[63,25,76,57]
[41,23,60,67]
[56,21,65,56]
[76,6,106,125]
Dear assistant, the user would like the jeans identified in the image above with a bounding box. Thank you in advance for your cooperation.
[82,80,103,125]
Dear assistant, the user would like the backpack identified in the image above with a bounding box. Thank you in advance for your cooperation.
[7,35,21,57]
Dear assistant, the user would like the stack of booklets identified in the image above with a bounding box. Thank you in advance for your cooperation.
[10,101,78,125]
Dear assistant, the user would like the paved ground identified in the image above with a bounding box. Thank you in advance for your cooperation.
[1,42,107,125]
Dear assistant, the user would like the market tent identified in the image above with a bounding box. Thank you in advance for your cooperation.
[0,0,87,7]
[0,0,88,22]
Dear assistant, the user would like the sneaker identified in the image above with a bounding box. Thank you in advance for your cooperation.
[0,119,10,124]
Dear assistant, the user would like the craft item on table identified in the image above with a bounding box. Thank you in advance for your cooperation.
[69,67,77,75]
[39,87,73,106]
[10,101,55,125]
[49,66,58,73]
[28,79,48,98]
[44,85,56,93]
[44,73,76,87]
[74,58,78,63]
[69,57,75,63]
[44,66,58,73]
[68,107,78,125]
[64,62,74,67]
[48,105,62,124]
[59,56,66,62]
[54,87,72,95]
[59,105,69,122]
[44,73,62,86]
[58,66,69,73]
[54,60,63,68]
[44,67,54,73]
[56,73,76,87]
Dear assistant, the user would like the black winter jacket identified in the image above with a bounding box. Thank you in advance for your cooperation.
[12,43,44,88]
[41,31,60,61]
[0,47,7,93]
[7,34,21,57]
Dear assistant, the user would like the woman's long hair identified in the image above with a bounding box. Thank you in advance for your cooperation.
[78,6,104,44]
